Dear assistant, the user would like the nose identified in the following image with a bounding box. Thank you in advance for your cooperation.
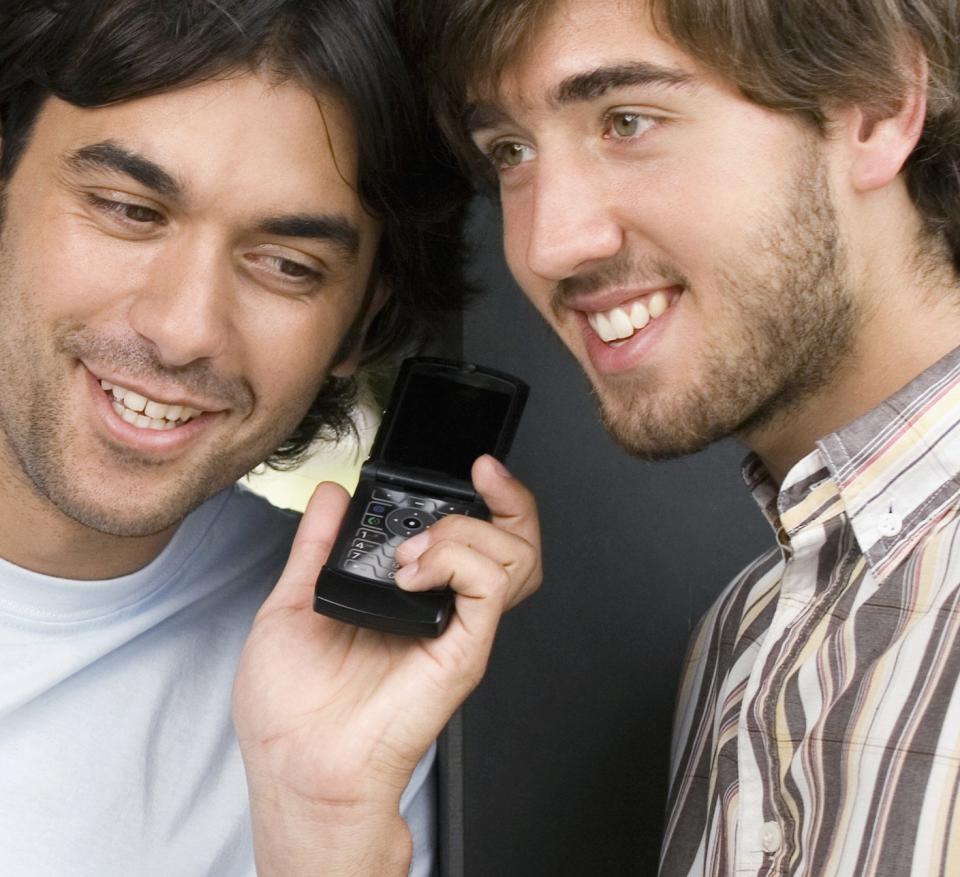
[522,159,624,281]
[128,235,232,367]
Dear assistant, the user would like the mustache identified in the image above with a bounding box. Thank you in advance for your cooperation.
[550,254,687,319]
[60,327,253,409]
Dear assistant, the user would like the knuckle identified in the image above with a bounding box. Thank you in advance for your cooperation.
[509,541,540,583]
[433,535,459,556]
[425,538,460,568]
[429,515,470,541]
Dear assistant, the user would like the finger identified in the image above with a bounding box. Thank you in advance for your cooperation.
[264,481,350,611]
[395,539,506,594]
[471,455,541,548]
[395,540,514,638]
[394,518,540,608]
[396,533,538,613]
[395,513,523,564]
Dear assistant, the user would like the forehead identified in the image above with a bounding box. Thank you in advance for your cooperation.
[481,0,699,110]
[22,72,371,226]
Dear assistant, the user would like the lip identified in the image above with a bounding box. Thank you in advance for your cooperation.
[85,361,223,413]
[573,287,682,377]
[563,283,679,314]
[84,365,223,455]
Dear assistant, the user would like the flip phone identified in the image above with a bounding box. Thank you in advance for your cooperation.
[314,357,528,637]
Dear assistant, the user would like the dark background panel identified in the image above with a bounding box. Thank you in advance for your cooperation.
[458,201,771,876]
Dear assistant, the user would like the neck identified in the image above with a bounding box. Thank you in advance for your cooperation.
[0,447,177,580]
[746,242,960,485]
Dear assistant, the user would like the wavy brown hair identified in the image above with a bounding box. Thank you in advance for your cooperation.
[403,0,960,274]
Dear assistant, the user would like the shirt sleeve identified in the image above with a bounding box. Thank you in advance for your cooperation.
[400,741,438,877]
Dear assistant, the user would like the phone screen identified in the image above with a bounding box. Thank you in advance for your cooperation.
[379,371,513,480]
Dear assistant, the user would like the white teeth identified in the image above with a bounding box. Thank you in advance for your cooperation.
[589,311,616,342]
[648,291,668,318]
[144,400,168,420]
[597,314,617,341]
[630,301,650,330]
[608,307,634,340]
[98,378,204,430]
[124,390,147,413]
[586,291,674,345]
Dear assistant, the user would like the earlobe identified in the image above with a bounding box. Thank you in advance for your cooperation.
[329,279,392,377]
[846,50,928,193]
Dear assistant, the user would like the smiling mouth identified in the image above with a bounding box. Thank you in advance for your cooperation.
[585,289,678,347]
[100,379,204,431]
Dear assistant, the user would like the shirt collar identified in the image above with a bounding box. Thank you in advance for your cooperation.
[742,344,960,582]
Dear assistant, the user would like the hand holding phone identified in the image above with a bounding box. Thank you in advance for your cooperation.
[314,357,528,637]
[236,453,541,876]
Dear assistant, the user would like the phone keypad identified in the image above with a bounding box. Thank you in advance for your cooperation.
[339,488,465,584]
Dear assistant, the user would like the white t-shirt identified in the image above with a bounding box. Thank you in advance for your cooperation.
[0,484,435,876]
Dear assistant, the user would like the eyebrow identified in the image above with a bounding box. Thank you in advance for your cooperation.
[257,215,361,261]
[465,62,698,134]
[551,62,697,104]
[64,141,183,199]
[64,141,361,259]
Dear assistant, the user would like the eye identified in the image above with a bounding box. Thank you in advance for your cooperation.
[603,111,655,141]
[87,194,165,227]
[244,249,326,292]
[486,141,535,171]
[271,256,320,280]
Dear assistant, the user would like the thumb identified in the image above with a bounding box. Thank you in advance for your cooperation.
[264,481,351,611]
[471,454,540,544]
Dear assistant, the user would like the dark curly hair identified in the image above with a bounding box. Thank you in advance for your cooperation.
[0,0,474,466]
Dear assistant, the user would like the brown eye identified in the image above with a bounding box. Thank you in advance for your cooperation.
[123,204,162,223]
[87,194,166,227]
[244,252,324,292]
[611,113,642,137]
[276,258,315,279]
[491,142,532,169]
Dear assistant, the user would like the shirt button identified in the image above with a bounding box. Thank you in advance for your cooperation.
[761,821,782,853]
[878,512,902,538]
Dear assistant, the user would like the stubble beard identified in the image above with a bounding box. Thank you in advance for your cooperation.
[592,148,859,461]
[0,344,266,540]
[0,356,303,539]
[0,243,301,539]
[12,405,234,537]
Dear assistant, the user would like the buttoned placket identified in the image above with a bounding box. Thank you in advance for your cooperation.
[734,461,837,874]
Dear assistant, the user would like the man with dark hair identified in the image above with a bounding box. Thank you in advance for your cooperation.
[0,0,542,874]
[386,0,960,873]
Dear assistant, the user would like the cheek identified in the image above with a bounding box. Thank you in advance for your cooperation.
[18,221,153,322]
[500,199,542,297]
[240,308,347,405]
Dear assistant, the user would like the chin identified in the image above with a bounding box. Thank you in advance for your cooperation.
[597,393,737,462]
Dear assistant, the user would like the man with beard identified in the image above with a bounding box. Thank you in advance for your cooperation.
[380,0,960,873]
[0,1,542,874]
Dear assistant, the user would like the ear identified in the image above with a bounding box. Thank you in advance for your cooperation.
[330,279,392,377]
[837,48,928,193]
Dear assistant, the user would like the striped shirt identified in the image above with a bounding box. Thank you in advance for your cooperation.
[659,346,960,876]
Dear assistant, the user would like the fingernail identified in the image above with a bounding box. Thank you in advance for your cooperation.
[490,456,512,478]
[395,561,418,586]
